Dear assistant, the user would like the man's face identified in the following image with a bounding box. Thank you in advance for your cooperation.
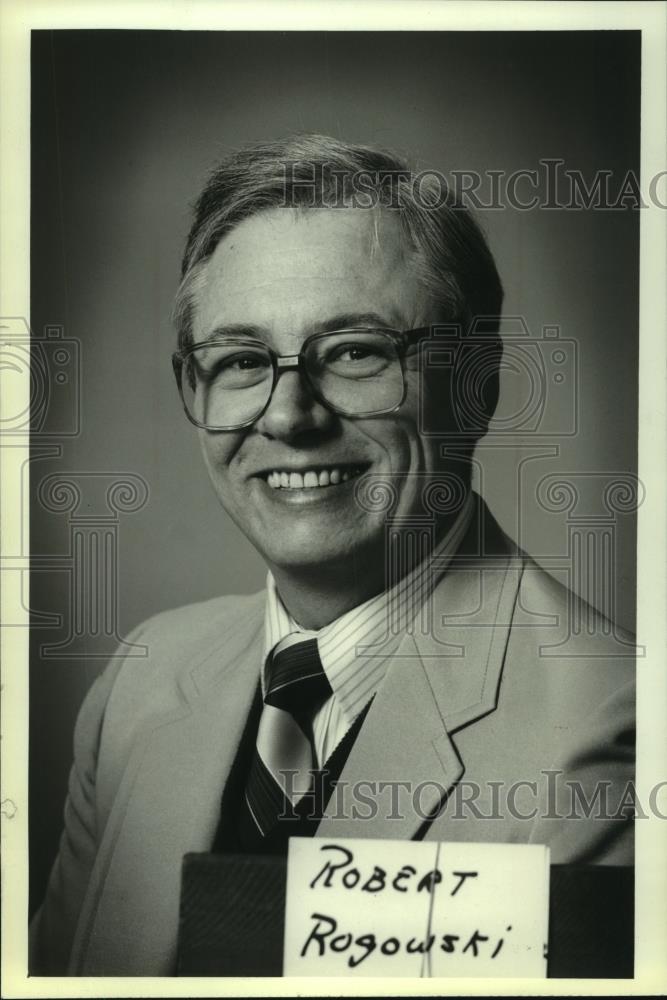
[191,207,457,576]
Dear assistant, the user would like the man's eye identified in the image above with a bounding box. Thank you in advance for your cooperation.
[226,355,266,371]
[321,340,395,382]
[330,344,382,363]
[209,351,268,371]
[199,350,271,387]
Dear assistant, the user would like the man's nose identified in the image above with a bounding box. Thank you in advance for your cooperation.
[254,370,334,440]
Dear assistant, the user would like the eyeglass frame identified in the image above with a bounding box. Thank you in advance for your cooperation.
[171,325,431,431]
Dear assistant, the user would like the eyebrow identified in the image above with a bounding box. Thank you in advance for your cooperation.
[199,323,269,344]
[198,311,404,345]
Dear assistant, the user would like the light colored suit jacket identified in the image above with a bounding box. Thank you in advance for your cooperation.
[30,495,635,975]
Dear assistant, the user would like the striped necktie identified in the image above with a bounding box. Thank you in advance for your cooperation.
[236,633,332,851]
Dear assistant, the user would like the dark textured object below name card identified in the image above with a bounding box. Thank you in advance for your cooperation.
[547,863,634,978]
[176,853,633,978]
[177,853,287,976]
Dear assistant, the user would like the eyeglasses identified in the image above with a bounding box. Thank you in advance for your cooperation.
[172,326,429,431]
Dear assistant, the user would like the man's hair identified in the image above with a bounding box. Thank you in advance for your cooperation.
[173,133,504,354]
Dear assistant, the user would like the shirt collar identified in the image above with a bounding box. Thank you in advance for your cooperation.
[263,490,474,721]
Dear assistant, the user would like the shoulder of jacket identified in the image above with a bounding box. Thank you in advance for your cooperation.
[132,589,266,646]
[518,553,635,642]
[100,590,265,708]
[92,590,266,779]
[504,553,636,720]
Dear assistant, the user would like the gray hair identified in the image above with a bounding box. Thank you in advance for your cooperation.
[173,133,503,353]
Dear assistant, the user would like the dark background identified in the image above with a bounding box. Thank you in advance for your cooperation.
[30,30,640,914]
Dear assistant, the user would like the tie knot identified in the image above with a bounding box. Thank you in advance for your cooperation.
[265,635,332,714]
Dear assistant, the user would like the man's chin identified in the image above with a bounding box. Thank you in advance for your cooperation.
[260,541,362,573]
[255,527,382,575]
[220,477,386,572]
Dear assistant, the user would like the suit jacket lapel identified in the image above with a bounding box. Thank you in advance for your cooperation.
[72,598,264,975]
[318,496,524,841]
[317,630,465,839]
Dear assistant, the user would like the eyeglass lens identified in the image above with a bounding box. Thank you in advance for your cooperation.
[181,331,404,428]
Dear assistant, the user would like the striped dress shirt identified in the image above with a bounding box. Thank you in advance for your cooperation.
[262,491,474,766]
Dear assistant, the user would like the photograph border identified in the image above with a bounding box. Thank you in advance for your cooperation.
[1,2,665,997]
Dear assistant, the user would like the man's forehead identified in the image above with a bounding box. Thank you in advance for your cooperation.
[207,207,411,278]
[191,206,426,337]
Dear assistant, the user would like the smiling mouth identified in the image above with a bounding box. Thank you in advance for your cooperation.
[263,465,368,490]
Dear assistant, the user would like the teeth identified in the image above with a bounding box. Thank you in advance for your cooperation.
[265,467,362,489]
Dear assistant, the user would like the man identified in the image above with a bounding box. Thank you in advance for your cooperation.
[30,134,635,975]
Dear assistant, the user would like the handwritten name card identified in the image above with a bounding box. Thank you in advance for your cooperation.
[284,837,549,977]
